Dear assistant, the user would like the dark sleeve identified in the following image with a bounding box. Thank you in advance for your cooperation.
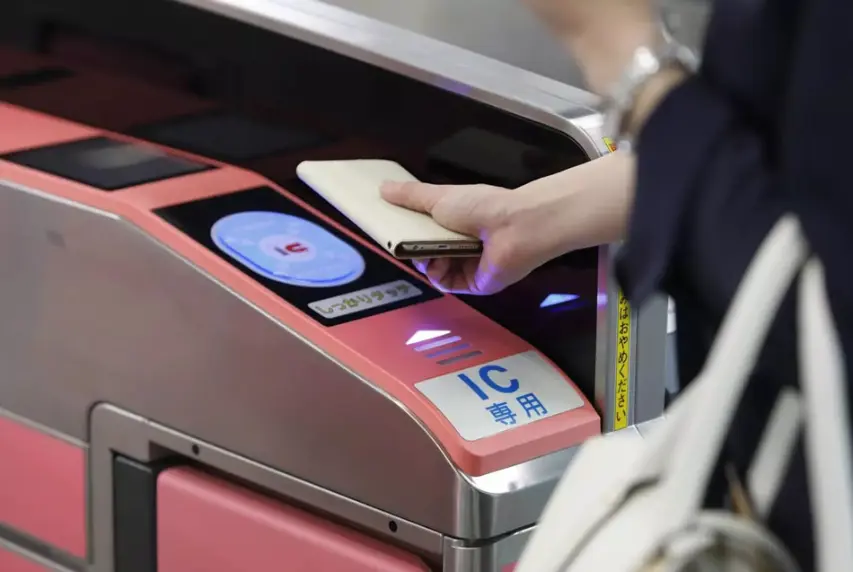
[615,0,853,385]
[615,73,799,499]
[615,74,792,383]
[615,3,853,566]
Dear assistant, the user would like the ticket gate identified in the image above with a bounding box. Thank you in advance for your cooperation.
[0,1,670,570]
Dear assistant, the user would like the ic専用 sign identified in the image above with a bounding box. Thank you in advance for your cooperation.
[415,351,585,441]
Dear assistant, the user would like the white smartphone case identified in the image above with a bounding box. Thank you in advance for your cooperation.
[296,159,482,259]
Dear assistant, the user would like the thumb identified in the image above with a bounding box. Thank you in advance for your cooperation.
[380,181,450,214]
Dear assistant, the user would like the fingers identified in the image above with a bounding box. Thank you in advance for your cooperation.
[410,258,452,291]
[414,258,485,295]
[424,258,453,290]
[380,181,451,214]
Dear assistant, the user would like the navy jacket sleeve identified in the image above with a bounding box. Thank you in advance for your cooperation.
[615,1,853,568]
[616,0,853,385]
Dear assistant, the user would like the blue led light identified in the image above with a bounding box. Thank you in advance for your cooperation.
[539,293,580,308]
[211,211,365,288]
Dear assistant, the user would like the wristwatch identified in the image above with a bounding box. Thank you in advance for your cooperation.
[602,33,698,150]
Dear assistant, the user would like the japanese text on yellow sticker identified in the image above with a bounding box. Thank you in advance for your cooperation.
[614,290,631,430]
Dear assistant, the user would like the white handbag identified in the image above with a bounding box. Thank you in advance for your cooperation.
[516,216,853,572]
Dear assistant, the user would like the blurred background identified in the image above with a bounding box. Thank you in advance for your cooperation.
[320,0,711,86]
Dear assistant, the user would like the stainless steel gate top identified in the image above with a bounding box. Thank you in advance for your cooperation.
[315,0,710,85]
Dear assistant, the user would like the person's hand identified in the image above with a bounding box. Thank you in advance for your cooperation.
[521,0,660,94]
[380,153,636,295]
[380,182,543,295]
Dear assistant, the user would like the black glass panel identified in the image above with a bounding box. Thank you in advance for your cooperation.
[155,186,440,326]
[0,66,74,89]
[133,112,333,162]
[457,257,599,390]
[1,137,211,191]
[426,127,575,189]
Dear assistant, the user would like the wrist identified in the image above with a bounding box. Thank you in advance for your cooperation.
[506,153,635,263]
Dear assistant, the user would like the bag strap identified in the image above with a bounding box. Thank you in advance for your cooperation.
[657,216,809,523]
[799,260,853,571]
[652,214,853,571]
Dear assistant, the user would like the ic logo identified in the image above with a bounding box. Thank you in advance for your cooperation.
[274,242,308,256]
[260,234,316,263]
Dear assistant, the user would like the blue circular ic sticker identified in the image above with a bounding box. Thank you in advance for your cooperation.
[211,211,366,287]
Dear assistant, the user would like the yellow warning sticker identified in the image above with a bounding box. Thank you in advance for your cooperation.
[603,137,619,153]
[613,290,631,430]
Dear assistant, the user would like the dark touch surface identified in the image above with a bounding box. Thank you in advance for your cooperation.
[1,137,212,190]
[155,186,441,327]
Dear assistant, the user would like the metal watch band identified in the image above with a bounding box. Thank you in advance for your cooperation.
[602,39,698,150]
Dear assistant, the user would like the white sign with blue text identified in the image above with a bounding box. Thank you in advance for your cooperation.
[415,351,585,441]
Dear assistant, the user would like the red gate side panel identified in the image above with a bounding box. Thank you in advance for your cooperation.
[158,467,430,572]
[0,415,86,558]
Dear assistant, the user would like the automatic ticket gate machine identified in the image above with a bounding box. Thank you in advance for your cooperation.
[0,1,670,570]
